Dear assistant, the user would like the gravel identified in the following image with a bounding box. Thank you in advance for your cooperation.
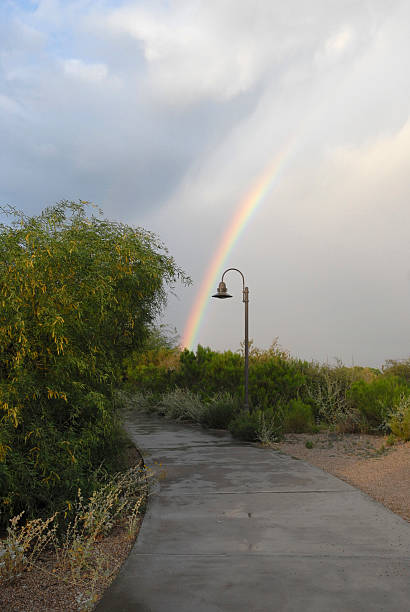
[274,433,410,522]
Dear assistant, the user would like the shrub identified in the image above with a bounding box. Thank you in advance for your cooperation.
[177,346,243,398]
[0,512,57,583]
[229,411,260,441]
[0,201,188,527]
[256,406,285,444]
[229,407,286,443]
[304,363,363,431]
[284,399,314,433]
[383,358,410,383]
[201,393,239,429]
[116,389,156,414]
[249,356,306,410]
[0,463,148,593]
[389,394,410,441]
[348,376,409,431]
[158,388,205,422]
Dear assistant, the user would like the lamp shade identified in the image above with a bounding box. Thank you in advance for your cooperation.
[212,281,232,299]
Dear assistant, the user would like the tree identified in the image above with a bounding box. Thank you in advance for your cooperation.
[0,200,189,525]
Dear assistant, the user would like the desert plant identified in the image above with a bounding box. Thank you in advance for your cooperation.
[389,394,410,441]
[256,406,285,444]
[0,201,188,527]
[56,462,148,581]
[383,358,410,383]
[284,399,314,433]
[201,392,239,429]
[229,411,260,441]
[0,511,57,583]
[158,388,205,422]
[306,365,362,431]
[348,376,409,432]
[116,389,157,414]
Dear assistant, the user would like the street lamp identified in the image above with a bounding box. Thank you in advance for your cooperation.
[212,268,250,412]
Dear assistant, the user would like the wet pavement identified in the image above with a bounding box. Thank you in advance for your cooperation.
[96,414,410,611]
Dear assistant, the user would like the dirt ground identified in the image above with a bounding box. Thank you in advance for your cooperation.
[0,444,144,612]
[272,433,410,522]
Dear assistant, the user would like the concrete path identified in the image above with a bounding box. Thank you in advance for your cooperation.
[96,414,410,612]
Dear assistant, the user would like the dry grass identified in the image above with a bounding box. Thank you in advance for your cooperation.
[0,446,150,612]
[0,518,141,612]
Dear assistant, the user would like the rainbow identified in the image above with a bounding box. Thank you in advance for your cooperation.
[181,142,294,350]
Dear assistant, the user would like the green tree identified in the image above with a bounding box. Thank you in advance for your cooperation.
[0,200,188,525]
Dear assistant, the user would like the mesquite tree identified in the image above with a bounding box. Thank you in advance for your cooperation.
[0,200,188,525]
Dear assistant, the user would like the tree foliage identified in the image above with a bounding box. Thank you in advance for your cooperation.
[0,200,188,526]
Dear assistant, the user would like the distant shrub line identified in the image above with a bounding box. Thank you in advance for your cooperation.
[124,344,410,443]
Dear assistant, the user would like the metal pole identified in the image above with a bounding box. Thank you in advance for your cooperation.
[243,286,250,412]
[219,268,250,413]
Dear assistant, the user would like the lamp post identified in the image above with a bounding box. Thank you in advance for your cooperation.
[212,268,250,412]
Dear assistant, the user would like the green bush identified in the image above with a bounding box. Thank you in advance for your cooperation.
[284,399,314,433]
[177,346,243,398]
[389,394,410,441]
[249,356,306,410]
[201,393,239,429]
[383,358,410,383]
[348,376,409,431]
[229,411,260,441]
[0,201,188,527]
[229,406,286,443]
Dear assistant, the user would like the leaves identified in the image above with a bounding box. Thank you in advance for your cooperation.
[0,200,188,526]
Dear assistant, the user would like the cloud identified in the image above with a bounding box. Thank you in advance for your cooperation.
[102,0,363,104]
[0,93,25,116]
[63,58,108,81]
[0,0,409,364]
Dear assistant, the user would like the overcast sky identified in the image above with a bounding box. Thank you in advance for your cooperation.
[1,0,409,366]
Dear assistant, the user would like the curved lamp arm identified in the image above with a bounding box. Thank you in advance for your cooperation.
[221,268,245,292]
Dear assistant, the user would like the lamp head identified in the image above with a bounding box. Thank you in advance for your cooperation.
[212,281,232,299]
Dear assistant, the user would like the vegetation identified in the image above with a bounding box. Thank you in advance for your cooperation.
[0,462,149,609]
[125,340,410,442]
[0,201,188,527]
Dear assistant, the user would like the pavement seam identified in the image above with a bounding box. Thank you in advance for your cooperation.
[129,552,410,560]
[156,489,359,495]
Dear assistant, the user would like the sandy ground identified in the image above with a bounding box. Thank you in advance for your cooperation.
[272,433,410,522]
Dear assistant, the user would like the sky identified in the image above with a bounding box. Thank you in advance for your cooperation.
[1,0,409,367]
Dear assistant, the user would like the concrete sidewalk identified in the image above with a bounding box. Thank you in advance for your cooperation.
[96,414,410,612]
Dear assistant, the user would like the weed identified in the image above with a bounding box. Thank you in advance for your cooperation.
[0,512,57,583]
[158,388,205,422]
[305,440,314,449]
[0,461,149,611]
[256,407,285,444]
[386,433,396,446]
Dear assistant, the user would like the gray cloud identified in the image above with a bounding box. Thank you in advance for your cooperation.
[0,0,409,366]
